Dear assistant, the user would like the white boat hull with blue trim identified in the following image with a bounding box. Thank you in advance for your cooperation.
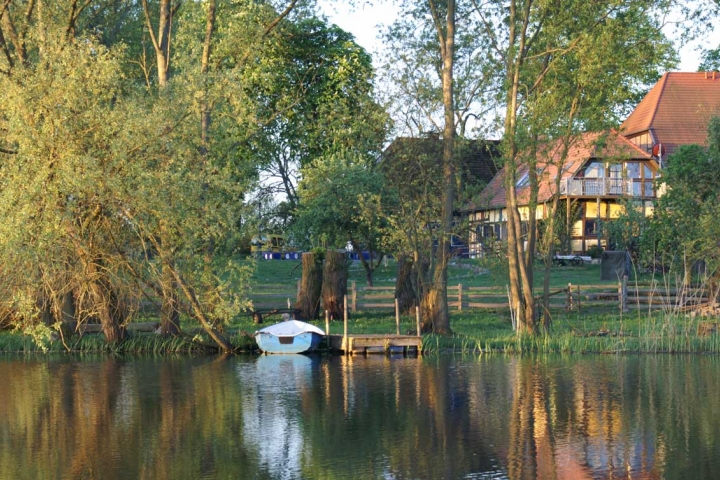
[254,320,325,354]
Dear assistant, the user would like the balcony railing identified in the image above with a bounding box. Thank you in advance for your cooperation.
[559,178,654,198]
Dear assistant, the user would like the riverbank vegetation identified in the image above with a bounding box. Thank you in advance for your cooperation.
[3,259,719,355]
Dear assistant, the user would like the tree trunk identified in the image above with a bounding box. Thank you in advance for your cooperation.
[160,260,180,336]
[395,254,416,314]
[295,252,322,320]
[200,0,216,146]
[321,250,347,321]
[88,259,126,343]
[141,0,172,88]
[59,290,77,338]
[426,0,455,334]
[350,239,377,286]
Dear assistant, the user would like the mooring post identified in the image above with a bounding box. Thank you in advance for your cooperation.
[343,295,349,355]
[395,298,400,335]
[325,310,330,350]
[415,305,421,337]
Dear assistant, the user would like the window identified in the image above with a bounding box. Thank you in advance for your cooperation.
[626,163,641,179]
[585,220,597,236]
[628,132,653,154]
[516,172,530,187]
[584,162,605,178]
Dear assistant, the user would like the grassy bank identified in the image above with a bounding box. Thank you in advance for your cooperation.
[2,257,716,355]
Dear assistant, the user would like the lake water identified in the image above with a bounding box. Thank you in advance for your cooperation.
[1,353,719,479]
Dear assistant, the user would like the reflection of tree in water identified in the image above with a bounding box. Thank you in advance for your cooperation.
[300,355,503,479]
[500,356,720,480]
[236,355,317,479]
[1,356,720,478]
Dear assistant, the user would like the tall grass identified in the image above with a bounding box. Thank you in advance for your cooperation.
[0,331,214,354]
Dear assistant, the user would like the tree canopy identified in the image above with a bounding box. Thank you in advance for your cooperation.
[0,0,386,350]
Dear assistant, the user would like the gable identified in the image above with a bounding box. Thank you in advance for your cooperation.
[621,72,720,153]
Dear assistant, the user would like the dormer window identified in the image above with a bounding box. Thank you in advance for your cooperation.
[516,172,530,187]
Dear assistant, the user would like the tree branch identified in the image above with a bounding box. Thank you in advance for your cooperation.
[237,0,298,66]
[141,0,161,55]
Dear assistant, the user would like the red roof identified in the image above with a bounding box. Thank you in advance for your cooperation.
[469,131,651,210]
[620,72,720,150]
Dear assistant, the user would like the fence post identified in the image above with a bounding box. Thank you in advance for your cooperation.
[566,283,573,310]
[351,281,357,313]
[296,279,301,301]
[458,283,463,311]
[620,275,629,312]
[577,284,581,313]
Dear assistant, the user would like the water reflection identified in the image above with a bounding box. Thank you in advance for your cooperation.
[238,355,317,479]
[1,354,720,479]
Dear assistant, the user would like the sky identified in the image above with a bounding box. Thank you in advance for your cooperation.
[318,2,720,72]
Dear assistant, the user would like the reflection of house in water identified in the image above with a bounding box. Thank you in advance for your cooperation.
[236,355,316,478]
[504,358,667,480]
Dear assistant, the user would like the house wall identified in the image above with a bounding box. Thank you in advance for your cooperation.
[468,199,655,256]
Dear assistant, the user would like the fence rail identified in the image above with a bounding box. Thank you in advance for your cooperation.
[246,279,712,314]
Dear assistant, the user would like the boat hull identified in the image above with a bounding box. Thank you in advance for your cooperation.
[255,332,322,354]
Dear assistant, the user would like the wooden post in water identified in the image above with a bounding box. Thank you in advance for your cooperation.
[415,305,421,337]
[395,298,400,335]
[325,309,330,340]
[343,295,348,355]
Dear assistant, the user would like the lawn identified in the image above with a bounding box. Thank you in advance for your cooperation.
[241,256,718,355]
[2,255,715,354]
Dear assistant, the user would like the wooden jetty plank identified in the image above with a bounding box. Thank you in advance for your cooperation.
[329,334,422,354]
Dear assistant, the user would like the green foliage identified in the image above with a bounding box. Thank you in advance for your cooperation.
[0,1,364,348]
[604,199,649,264]
[645,117,720,271]
[241,16,389,228]
[293,151,390,251]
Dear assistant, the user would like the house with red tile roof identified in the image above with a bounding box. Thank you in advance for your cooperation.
[466,71,720,255]
[621,72,720,160]
[467,131,657,255]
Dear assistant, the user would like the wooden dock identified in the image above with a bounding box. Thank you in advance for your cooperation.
[328,334,422,355]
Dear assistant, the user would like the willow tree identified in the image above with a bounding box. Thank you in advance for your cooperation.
[0,0,300,350]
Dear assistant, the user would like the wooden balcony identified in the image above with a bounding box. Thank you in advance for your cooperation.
[559,178,655,198]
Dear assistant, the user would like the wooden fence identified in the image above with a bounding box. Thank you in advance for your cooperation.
[246,279,712,314]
